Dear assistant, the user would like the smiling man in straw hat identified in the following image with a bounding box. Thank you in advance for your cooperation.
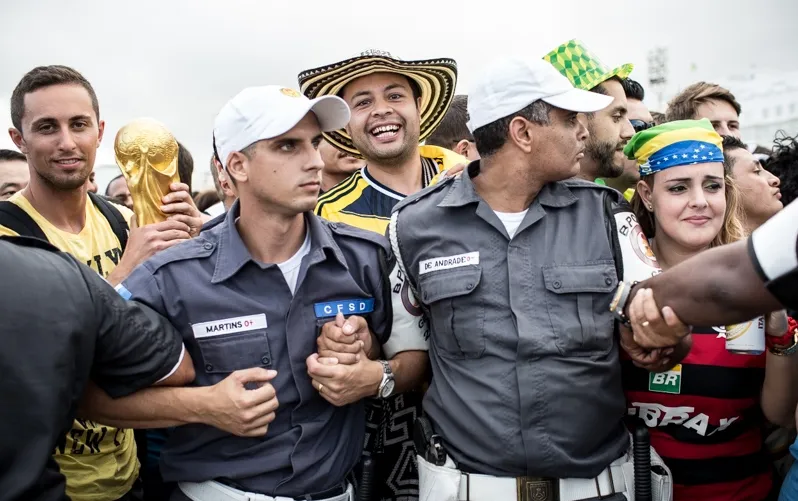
[299,49,466,501]
[544,40,636,184]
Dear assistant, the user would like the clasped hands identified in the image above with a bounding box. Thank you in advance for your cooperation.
[621,287,693,371]
[306,313,383,407]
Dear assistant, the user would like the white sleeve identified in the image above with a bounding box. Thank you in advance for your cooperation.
[751,199,798,280]
[383,261,429,358]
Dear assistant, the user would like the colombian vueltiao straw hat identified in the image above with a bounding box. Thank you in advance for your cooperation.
[298,49,458,158]
[543,39,634,91]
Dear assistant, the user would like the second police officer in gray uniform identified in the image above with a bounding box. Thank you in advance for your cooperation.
[119,86,425,501]
[388,57,686,501]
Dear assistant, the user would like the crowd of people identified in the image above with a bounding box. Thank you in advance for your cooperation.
[2,39,798,501]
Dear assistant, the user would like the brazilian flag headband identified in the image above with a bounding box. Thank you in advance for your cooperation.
[623,118,724,176]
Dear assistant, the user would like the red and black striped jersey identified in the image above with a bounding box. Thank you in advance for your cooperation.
[622,325,771,501]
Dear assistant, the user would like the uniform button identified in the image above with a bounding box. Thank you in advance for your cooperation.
[261,355,271,365]
[203,242,214,251]
[605,277,613,286]
[466,283,473,290]
[553,280,562,289]
[205,363,213,372]
[329,223,338,230]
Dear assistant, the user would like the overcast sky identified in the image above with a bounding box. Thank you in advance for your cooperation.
[2,0,797,190]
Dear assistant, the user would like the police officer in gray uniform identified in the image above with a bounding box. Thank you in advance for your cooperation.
[388,58,682,501]
[118,86,422,501]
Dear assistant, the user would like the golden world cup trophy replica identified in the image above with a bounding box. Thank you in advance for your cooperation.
[114,118,180,226]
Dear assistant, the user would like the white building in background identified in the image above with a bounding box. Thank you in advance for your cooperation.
[720,70,798,149]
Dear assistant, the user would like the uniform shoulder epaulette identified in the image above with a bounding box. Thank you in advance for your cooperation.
[0,234,60,252]
[392,174,455,214]
[143,234,217,274]
[561,178,625,203]
[324,219,390,253]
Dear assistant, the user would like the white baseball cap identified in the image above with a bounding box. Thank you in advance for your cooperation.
[467,57,614,133]
[213,85,351,168]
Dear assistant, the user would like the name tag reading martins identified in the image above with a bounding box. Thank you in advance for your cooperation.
[191,314,268,338]
[419,252,480,275]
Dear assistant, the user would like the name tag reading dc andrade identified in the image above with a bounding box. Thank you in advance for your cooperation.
[419,252,480,275]
[314,298,375,318]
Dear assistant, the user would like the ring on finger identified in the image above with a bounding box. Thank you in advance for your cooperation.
[318,383,324,394]
[641,321,650,327]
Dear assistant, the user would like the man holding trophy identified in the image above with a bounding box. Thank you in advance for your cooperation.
[0,65,203,501]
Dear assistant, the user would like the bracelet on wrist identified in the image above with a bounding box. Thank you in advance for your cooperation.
[767,317,798,356]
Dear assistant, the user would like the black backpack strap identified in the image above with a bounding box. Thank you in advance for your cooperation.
[88,192,129,251]
[604,194,624,281]
[0,201,49,242]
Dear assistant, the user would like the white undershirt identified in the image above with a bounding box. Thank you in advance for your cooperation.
[277,230,311,295]
[493,209,529,239]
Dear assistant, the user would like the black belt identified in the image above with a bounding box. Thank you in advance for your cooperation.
[216,477,349,500]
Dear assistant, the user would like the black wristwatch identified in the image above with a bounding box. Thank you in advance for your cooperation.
[609,281,636,326]
[377,360,395,399]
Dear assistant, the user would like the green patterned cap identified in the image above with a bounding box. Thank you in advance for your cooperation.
[543,39,633,91]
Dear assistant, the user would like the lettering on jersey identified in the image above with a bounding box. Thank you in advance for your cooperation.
[419,252,479,275]
[85,247,123,277]
[629,402,740,437]
[648,364,682,394]
[54,419,126,455]
[314,298,375,318]
[192,314,267,338]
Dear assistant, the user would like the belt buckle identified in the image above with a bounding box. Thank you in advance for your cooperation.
[517,476,558,501]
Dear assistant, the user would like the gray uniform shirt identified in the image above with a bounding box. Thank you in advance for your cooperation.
[390,165,629,478]
[121,203,393,497]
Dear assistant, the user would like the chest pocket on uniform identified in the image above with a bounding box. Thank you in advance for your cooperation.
[198,330,272,376]
[418,267,484,359]
[542,262,617,356]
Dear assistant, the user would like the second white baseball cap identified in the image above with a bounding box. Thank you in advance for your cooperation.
[467,57,613,133]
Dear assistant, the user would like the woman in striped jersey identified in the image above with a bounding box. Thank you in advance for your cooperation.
[620,119,798,501]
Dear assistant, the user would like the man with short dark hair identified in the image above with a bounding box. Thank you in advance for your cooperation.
[0,64,203,501]
[0,148,29,200]
[300,50,466,501]
[722,135,783,232]
[98,84,426,501]
[604,78,654,199]
[105,173,133,209]
[544,40,636,183]
[766,132,798,206]
[389,56,677,501]
[666,82,742,138]
[426,95,479,160]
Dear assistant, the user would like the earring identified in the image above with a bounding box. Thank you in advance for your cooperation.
[648,205,654,211]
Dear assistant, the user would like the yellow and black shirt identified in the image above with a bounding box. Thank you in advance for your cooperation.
[315,145,465,234]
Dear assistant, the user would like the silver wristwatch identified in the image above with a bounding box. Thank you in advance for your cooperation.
[377,360,395,399]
